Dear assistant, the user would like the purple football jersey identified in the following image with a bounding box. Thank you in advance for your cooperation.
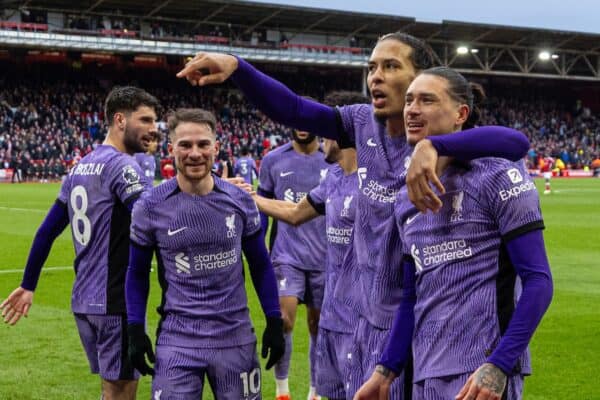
[259,142,328,271]
[57,145,150,314]
[234,156,257,184]
[134,152,156,182]
[130,176,262,348]
[335,104,413,329]
[309,164,358,333]
[395,158,542,381]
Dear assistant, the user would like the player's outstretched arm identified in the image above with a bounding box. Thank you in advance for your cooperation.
[177,53,340,140]
[254,195,319,227]
[242,231,285,370]
[407,126,530,213]
[0,201,69,325]
[125,242,155,376]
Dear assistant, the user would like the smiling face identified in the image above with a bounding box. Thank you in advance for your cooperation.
[403,74,469,145]
[121,105,158,154]
[169,121,219,182]
[367,39,417,121]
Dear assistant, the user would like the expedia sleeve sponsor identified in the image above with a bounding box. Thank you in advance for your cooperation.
[498,181,536,201]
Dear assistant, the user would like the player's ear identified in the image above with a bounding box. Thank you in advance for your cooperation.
[214,139,220,154]
[167,142,174,157]
[456,104,469,126]
[114,112,126,130]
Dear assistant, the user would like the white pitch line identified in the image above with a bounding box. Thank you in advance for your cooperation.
[0,266,72,274]
[0,206,47,213]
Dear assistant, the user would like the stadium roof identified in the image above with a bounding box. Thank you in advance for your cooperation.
[8,0,599,52]
[3,0,600,80]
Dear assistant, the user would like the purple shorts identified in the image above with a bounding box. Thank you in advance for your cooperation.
[275,263,325,309]
[315,327,353,400]
[74,313,138,381]
[152,342,261,400]
[413,372,524,400]
[346,317,407,399]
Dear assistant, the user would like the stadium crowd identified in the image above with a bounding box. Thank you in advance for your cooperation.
[1,78,599,181]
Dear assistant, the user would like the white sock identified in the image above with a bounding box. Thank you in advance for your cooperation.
[276,378,290,396]
[307,386,320,400]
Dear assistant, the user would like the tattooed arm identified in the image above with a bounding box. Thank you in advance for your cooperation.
[455,363,507,400]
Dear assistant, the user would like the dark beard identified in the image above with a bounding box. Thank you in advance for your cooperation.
[292,132,317,145]
[123,125,145,154]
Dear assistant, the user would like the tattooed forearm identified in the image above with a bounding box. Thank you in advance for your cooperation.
[474,363,507,395]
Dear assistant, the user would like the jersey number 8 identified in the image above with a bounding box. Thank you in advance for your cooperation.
[70,185,91,246]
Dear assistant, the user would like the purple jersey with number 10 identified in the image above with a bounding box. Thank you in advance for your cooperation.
[334,104,413,329]
[308,165,358,333]
[57,145,150,314]
[130,177,262,349]
[259,142,328,271]
[395,158,543,381]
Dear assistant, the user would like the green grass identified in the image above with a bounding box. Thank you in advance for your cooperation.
[0,178,599,399]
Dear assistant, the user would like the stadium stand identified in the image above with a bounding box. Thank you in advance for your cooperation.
[1,1,600,181]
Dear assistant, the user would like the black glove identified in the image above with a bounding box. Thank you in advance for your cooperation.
[127,323,155,376]
[261,316,285,370]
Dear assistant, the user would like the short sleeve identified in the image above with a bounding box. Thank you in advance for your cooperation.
[130,197,155,247]
[239,191,261,238]
[57,174,71,205]
[308,174,329,215]
[110,157,151,206]
[258,154,274,194]
[481,160,544,241]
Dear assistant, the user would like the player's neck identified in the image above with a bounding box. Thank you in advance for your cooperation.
[386,116,406,137]
[104,131,131,155]
[177,174,214,196]
[338,149,357,175]
[292,140,319,155]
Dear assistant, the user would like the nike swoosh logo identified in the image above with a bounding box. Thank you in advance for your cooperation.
[405,214,418,225]
[367,138,377,147]
[167,227,188,236]
[280,171,294,177]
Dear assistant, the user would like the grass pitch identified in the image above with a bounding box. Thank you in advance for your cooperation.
[0,178,598,399]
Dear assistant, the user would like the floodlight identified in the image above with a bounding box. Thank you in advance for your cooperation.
[538,51,551,61]
[470,48,479,54]
[457,46,468,55]
[551,54,559,60]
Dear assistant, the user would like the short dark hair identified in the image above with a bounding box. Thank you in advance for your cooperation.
[421,66,486,129]
[104,86,160,125]
[376,31,434,72]
[168,108,217,139]
[323,91,370,107]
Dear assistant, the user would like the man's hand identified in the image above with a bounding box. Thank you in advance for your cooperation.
[224,177,255,194]
[261,316,285,370]
[455,363,507,400]
[176,52,239,86]
[353,366,396,400]
[127,323,155,376]
[1,287,33,325]
[406,139,445,213]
